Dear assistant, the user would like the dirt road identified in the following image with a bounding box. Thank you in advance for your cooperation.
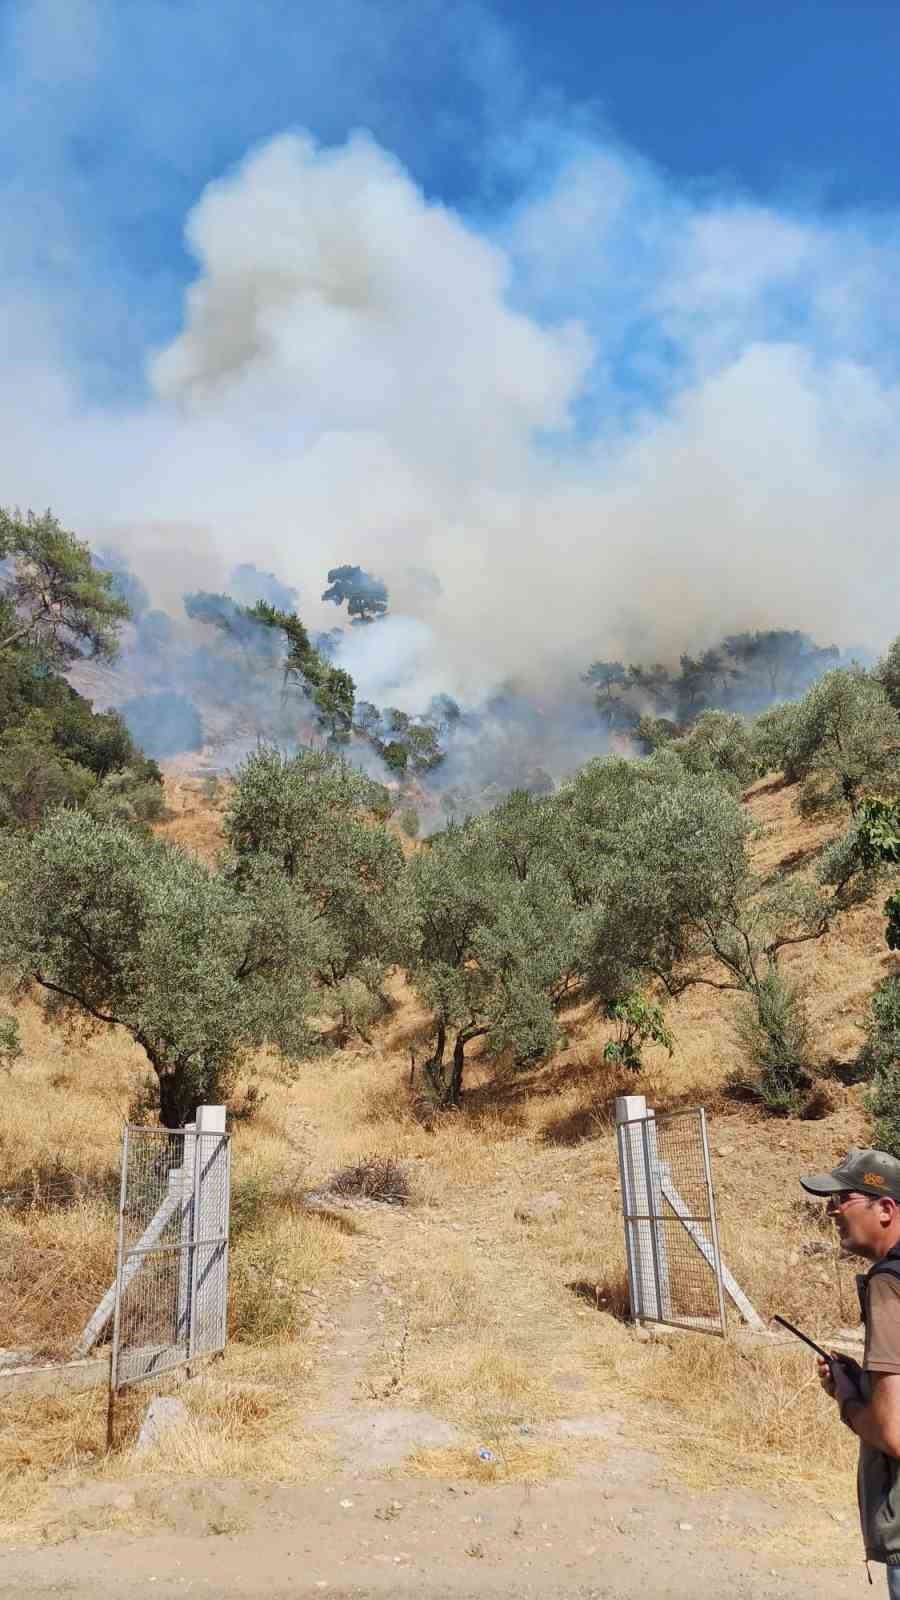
[0,1434,863,1600]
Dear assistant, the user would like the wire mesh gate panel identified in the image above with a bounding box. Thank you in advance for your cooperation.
[110,1114,231,1392]
[616,1100,726,1337]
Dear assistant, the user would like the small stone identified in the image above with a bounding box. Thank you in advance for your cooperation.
[716,1146,735,1158]
[136,1396,188,1452]
[678,1522,693,1532]
[339,1499,354,1509]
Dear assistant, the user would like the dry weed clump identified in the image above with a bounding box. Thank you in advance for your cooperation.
[328,1154,411,1205]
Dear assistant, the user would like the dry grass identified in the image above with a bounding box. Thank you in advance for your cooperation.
[407,1341,563,1434]
[628,1336,857,1494]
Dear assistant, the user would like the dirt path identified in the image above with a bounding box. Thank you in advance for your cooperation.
[0,1459,864,1599]
[0,1201,864,1599]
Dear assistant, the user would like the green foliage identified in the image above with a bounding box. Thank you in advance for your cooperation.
[762,669,900,816]
[602,991,674,1072]
[247,601,356,743]
[225,746,417,995]
[0,715,97,829]
[857,797,900,865]
[867,1068,900,1162]
[408,809,575,1105]
[0,811,322,1126]
[353,701,445,775]
[875,636,900,712]
[669,710,757,787]
[321,564,388,623]
[731,972,812,1116]
[0,522,160,834]
[0,1014,21,1071]
[579,769,759,1001]
[634,715,678,754]
[862,980,900,1155]
[750,700,804,782]
[85,767,167,830]
[0,507,129,667]
[854,797,900,948]
[860,977,900,1079]
[584,630,839,734]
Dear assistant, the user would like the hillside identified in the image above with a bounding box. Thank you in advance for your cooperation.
[0,768,894,1589]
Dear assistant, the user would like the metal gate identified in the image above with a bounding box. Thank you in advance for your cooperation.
[110,1108,231,1400]
[616,1101,727,1337]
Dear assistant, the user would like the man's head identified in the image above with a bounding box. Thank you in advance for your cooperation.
[800,1148,900,1260]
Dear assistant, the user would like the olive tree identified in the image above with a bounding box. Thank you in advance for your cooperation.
[225,747,416,1024]
[669,710,757,788]
[754,669,900,815]
[0,811,322,1125]
[408,816,575,1106]
[875,635,900,712]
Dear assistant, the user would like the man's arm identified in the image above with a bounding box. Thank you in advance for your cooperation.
[841,1371,900,1455]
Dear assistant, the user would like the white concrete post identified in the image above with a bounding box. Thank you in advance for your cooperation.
[615,1094,672,1322]
[189,1105,229,1359]
[176,1120,196,1351]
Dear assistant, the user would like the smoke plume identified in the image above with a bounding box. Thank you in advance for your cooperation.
[2,4,900,779]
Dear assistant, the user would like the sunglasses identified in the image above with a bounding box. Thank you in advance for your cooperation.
[826,1190,879,1211]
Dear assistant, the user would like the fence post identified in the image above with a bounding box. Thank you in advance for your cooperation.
[190,1105,229,1361]
[176,1121,196,1352]
[615,1094,672,1323]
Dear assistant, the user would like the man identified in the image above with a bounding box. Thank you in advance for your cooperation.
[801,1148,900,1593]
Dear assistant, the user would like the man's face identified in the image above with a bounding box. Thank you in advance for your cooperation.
[827,1190,894,1257]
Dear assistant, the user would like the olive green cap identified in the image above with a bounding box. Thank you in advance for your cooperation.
[800,1147,900,1202]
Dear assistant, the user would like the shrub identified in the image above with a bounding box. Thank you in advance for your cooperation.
[602,991,674,1072]
[731,972,813,1115]
[868,976,900,1065]
[328,1156,410,1205]
[861,979,900,1154]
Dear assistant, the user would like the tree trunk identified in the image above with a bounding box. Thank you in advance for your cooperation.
[423,1020,447,1098]
[447,1032,467,1107]
[157,1070,192,1129]
[444,1027,489,1108]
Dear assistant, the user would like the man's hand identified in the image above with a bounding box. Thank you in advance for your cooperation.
[831,1356,864,1410]
[817,1355,863,1407]
[817,1355,837,1398]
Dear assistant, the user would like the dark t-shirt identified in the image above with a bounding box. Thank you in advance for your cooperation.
[864,1275,900,1374]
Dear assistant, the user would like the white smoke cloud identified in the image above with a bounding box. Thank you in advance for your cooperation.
[3,114,900,724]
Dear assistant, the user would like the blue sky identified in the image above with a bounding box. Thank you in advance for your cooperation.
[4,0,898,390]
[495,0,900,208]
[1,0,899,696]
